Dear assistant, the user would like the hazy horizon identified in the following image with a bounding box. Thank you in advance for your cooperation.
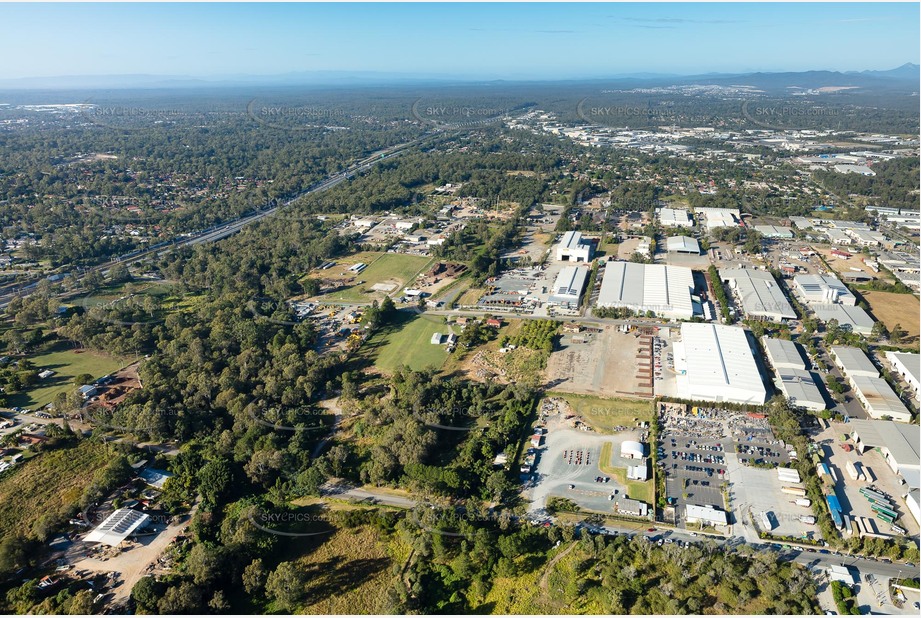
[1,2,918,82]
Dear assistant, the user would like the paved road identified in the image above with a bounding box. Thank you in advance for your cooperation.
[320,481,418,509]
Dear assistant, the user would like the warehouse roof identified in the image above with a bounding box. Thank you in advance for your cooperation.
[831,346,879,378]
[657,207,693,227]
[560,231,584,251]
[597,262,695,319]
[815,304,875,335]
[886,352,920,385]
[762,337,807,370]
[548,266,589,305]
[695,207,740,229]
[754,225,793,238]
[721,268,796,320]
[849,419,919,487]
[794,274,855,305]
[675,323,767,404]
[685,504,729,525]
[850,375,912,421]
[85,508,150,547]
[666,236,701,254]
[776,368,827,411]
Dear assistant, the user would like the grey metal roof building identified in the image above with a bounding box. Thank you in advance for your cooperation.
[762,337,808,370]
[775,368,827,411]
[666,236,701,254]
[849,419,920,488]
[548,266,589,308]
[754,225,794,239]
[813,304,875,335]
[657,207,693,227]
[720,268,796,321]
[849,375,912,422]
[830,346,879,378]
[596,262,696,319]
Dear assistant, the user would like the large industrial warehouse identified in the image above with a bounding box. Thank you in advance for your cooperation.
[547,265,589,309]
[555,231,594,262]
[812,303,875,336]
[657,207,693,227]
[762,337,808,370]
[849,419,920,494]
[666,236,701,254]
[849,375,912,422]
[596,262,696,319]
[720,268,796,321]
[831,346,879,378]
[673,323,768,404]
[793,274,856,305]
[774,368,827,411]
[695,207,741,230]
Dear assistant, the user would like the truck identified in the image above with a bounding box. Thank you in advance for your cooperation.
[795,498,812,508]
[781,485,807,497]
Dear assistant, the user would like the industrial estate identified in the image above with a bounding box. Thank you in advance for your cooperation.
[0,4,918,616]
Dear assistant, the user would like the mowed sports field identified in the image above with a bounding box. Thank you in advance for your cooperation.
[863,291,920,339]
[363,313,450,373]
[319,253,432,302]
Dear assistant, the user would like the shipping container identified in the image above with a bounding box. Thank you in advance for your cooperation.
[781,485,807,496]
[795,498,812,507]
[845,461,860,481]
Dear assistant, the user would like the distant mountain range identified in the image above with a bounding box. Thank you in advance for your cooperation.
[0,64,917,92]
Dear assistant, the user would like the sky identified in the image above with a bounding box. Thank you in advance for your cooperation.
[0,2,918,81]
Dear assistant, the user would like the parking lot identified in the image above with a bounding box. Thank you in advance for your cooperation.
[657,402,810,538]
[528,410,650,516]
[658,405,729,517]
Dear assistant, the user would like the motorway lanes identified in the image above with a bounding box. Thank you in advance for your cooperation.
[0,137,429,308]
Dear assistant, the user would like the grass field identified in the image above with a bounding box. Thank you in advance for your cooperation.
[75,280,178,308]
[288,524,399,615]
[320,253,432,302]
[0,440,109,539]
[598,442,653,503]
[553,394,653,434]
[363,312,450,373]
[5,342,130,410]
[862,290,921,339]
[455,287,486,307]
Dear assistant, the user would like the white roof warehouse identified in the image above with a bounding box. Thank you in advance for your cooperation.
[548,265,589,308]
[673,323,768,405]
[720,268,796,321]
[555,231,594,262]
[597,262,696,320]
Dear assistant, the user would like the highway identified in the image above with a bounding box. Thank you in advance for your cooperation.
[0,135,430,308]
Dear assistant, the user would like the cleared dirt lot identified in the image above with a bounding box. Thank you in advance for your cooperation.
[546,326,649,397]
[73,507,195,605]
[862,290,920,339]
